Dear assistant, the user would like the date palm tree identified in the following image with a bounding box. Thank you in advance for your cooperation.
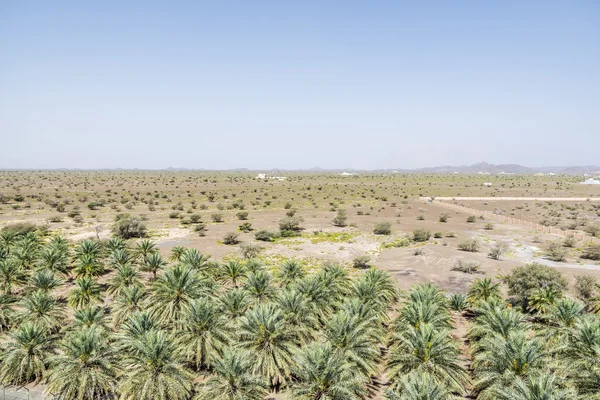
[178,298,233,370]
[105,237,127,253]
[276,259,305,287]
[492,374,576,400]
[529,287,563,314]
[37,245,70,277]
[0,293,16,331]
[387,324,467,394]
[467,301,528,342]
[67,276,103,309]
[194,348,268,400]
[118,330,193,400]
[107,262,142,296]
[385,372,460,400]
[0,322,56,385]
[558,317,600,395]
[220,260,247,288]
[73,239,102,260]
[291,341,367,399]
[180,248,211,271]
[244,270,276,304]
[45,326,117,400]
[352,269,398,318]
[27,269,64,293]
[109,248,133,268]
[472,331,546,399]
[276,289,319,343]
[72,253,104,278]
[17,291,66,332]
[237,303,298,386]
[142,251,167,280]
[218,287,250,320]
[149,265,204,326]
[111,285,147,328]
[133,239,157,261]
[0,259,28,295]
[73,305,108,330]
[467,278,501,306]
[169,246,186,262]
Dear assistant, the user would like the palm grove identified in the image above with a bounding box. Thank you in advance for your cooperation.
[1,224,600,399]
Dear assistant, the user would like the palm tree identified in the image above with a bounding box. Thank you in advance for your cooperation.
[406,282,448,307]
[11,236,40,269]
[17,291,66,331]
[529,287,563,314]
[0,322,56,385]
[27,269,64,293]
[107,262,142,296]
[109,248,133,268]
[133,239,157,261]
[0,259,28,295]
[385,372,460,400]
[37,245,70,277]
[142,251,167,279]
[73,239,102,260]
[105,237,127,253]
[540,298,586,346]
[67,276,103,309]
[45,326,117,400]
[352,269,398,317]
[73,305,108,330]
[220,260,247,287]
[118,330,193,400]
[448,293,467,312]
[218,287,250,320]
[325,310,380,378]
[0,230,18,253]
[467,278,501,305]
[492,374,576,400]
[472,331,545,399]
[244,270,276,304]
[118,311,159,342]
[237,303,298,386]
[194,348,268,400]
[277,259,305,287]
[179,248,211,271]
[387,324,467,394]
[149,265,204,325]
[111,285,147,328]
[169,246,186,262]
[276,289,319,343]
[245,258,264,274]
[291,341,367,399]
[393,300,452,335]
[178,298,233,370]
[467,301,528,342]
[316,263,351,304]
[0,293,16,331]
[72,253,104,278]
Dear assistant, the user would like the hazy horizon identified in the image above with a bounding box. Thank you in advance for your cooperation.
[2,2,599,170]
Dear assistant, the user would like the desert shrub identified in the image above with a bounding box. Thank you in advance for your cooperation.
[285,209,297,217]
[169,212,180,219]
[458,238,479,252]
[239,243,262,259]
[412,229,431,242]
[352,255,371,269]
[562,235,576,248]
[279,217,304,237]
[433,232,443,239]
[284,202,293,209]
[439,213,449,223]
[255,230,279,242]
[211,213,224,223]
[412,248,425,256]
[584,225,600,237]
[546,241,568,261]
[193,223,207,236]
[451,258,480,274]
[488,242,508,260]
[48,216,63,223]
[111,214,147,239]
[373,222,392,235]
[0,193,9,204]
[501,262,568,309]
[575,275,597,301]
[189,214,202,224]
[332,209,348,227]
[1,222,39,237]
[236,211,249,220]
[239,222,253,232]
[13,194,24,202]
[222,232,240,245]
[445,232,457,238]
[466,215,476,223]
[581,244,600,260]
[484,223,494,230]
[416,214,425,220]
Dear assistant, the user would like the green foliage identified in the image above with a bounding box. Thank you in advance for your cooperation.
[111,214,147,239]
[412,229,431,242]
[374,221,392,235]
[501,263,568,310]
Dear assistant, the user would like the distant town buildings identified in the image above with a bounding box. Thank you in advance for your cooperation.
[340,172,355,176]
[255,173,287,181]
[580,178,600,185]
[483,182,493,187]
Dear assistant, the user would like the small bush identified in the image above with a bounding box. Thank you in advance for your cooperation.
[111,214,147,239]
[279,217,304,237]
[169,212,180,219]
[255,230,279,242]
[546,241,568,262]
[211,213,224,223]
[352,255,371,269]
[581,244,600,261]
[433,232,443,239]
[373,222,392,235]
[488,242,508,260]
[222,232,240,245]
[484,223,494,230]
[562,236,576,248]
[439,213,449,223]
[466,215,476,223]
[189,214,202,224]
[413,248,425,256]
[458,238,480,252]
[416,215,425,221]
[236,211,249,220]
[1,222,39,236]
[584,225,600,237]
[332,209,348,227]
[239,243,262,259]
[575,275,597,301]
[451,258,480,274]
[194,223,207,237]
[502,262,568,309]
[239,222,253,232]
[412,229,431,242]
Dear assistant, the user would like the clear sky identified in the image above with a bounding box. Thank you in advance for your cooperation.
[1,1,599,170]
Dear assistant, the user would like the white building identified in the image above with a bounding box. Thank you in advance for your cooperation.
[483,182,492,187]
[256,173,267,179]
[340,172,354,176]
[580,178,600,185]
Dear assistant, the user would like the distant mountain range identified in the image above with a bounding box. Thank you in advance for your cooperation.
[4,163,600,175]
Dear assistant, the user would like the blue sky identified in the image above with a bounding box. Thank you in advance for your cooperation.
[1,1,599,169]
